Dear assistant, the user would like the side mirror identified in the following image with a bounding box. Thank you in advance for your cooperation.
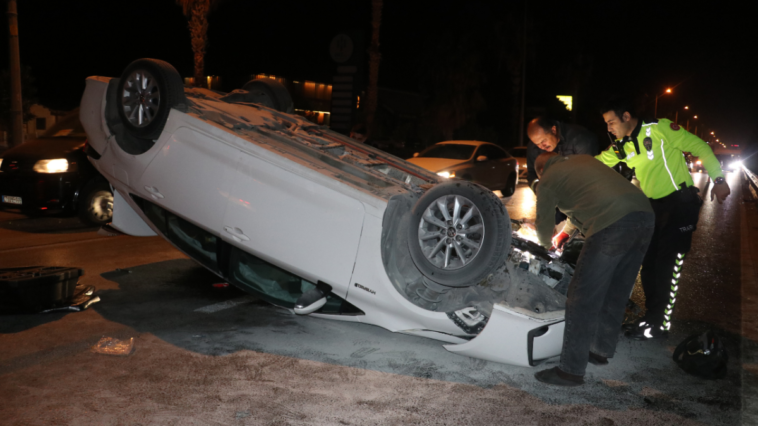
[413,152,419,158]
[476,155,488,162]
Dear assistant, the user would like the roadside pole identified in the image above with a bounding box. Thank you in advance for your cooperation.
[7,0,23,148]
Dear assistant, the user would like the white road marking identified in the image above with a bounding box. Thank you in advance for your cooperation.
[194,295,257,313]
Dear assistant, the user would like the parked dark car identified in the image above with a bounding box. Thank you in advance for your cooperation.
[0,109,113,225]
[406,141,519,197]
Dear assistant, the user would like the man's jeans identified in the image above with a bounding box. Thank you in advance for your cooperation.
[559,211,655,376]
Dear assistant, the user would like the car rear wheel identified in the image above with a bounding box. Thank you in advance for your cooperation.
[78,183,113,226]
[241,79,294,113]
[407,182,511,287]
[116,58,186,140]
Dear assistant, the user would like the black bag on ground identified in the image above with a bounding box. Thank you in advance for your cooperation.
[672,330,728,380]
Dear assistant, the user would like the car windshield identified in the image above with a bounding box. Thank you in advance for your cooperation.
[510,147,527,157]
[418,144,475,160]
[42,111,87,138]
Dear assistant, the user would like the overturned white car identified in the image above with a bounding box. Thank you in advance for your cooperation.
[80,59,573,367]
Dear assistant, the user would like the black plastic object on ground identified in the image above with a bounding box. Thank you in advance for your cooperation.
[0,266,92,313]
[673,330,728,380]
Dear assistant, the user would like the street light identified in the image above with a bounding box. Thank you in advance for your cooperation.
[654,88,672,117]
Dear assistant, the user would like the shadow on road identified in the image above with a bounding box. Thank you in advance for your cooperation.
[0,213,97,234]
[85,258,746,425]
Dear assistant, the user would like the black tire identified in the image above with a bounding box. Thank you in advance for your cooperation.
[78,182,113,226]
[407,181,511,287]
[116,58,187,140]
[241,79,294,113]
[501,173,517,197]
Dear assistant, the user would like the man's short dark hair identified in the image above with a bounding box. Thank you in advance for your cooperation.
[530,116,557,133]
[601,97,636,119]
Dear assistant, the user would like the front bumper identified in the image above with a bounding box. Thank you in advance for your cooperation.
[0,172,78,214]
[443,303,564,367]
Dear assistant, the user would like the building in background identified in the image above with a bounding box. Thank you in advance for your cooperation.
[184,76,223,91]
[251,74,333,127]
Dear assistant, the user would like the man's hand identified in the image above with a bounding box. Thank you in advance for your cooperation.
[711,182,731,204]
[551,231,570,250]
[519,219,536,232]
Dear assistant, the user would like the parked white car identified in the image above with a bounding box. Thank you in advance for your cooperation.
[80,59,571,367]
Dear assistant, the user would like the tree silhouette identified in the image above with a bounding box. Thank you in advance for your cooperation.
[174,0,221,86]
[365,0,383,137]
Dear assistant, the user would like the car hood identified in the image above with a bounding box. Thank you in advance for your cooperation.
[1,137,86,160]
[406,157,467,172]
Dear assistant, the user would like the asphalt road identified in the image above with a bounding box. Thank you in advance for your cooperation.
[0,172,755,425]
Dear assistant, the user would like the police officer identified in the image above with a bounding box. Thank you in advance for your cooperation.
[597,98,730,340]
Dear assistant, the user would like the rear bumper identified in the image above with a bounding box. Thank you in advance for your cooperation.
[0,172,78,214]
[443,303,564,367]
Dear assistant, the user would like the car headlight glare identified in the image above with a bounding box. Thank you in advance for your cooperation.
[730,161,742,170]
[437,171,451,178]
[33,158,69,173]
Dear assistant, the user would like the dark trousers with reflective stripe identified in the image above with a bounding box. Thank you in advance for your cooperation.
[640,187,702,330]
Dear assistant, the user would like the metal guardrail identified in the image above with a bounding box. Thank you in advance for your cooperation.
[741,166,758,200]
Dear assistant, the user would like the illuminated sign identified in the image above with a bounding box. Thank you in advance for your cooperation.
[556,95,573,111]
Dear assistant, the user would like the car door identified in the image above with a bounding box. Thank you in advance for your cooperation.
[136,125,238,233]
[469,145,505,189]
[221,149,365,299]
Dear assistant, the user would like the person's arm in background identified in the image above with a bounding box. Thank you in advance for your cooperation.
[572,128,600,156]
[595,144,622,168]
[527,143,540,192]
[535,184,558,249]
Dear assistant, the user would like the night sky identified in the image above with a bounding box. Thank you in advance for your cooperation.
[1,0,755,147]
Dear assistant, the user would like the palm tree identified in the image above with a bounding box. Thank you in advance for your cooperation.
[365,0,383,137]
[174,0,221,86]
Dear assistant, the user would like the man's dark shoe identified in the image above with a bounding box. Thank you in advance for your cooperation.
[622,314,647,332]
[534,367,584,386]
[588,352,609,365]
[625,322,669,340]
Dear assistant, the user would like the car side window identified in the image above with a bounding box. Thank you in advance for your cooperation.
[478,145,506,160]
[133,197,219,272]
[228,247,363,315]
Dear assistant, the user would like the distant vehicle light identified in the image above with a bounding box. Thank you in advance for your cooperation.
[33,158,69,173]
[437,171,451,178]
[696,160,702,165]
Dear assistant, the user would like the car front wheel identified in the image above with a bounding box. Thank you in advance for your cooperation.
[407,182,511,287]
[78,183,114,226]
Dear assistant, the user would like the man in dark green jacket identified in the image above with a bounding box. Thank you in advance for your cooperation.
[533,152,654,386]
[598,98,730,340]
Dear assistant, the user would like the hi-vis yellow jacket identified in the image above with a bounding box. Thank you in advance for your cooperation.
[596,118,723,199]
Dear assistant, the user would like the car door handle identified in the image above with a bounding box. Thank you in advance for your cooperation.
[224,226,250,242]
[144,186,164,200]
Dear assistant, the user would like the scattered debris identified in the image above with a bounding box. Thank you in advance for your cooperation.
[92,337,134,356]
[0,266,98,313]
